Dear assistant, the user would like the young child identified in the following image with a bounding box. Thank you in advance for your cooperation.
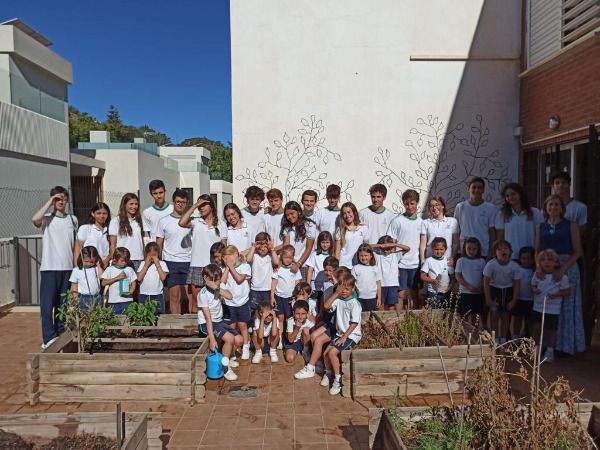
[292,282,315,315]
[351,244,382,311]
[306,231,333,313]
[137,242,169,314]
[101,247,137,314]
[271,245,302,346]
[284,300,315,363]
[198,264,243,381]
[483,240,521,344]
[321,272,362,395]
[221,245,252,360]
[420,237,455,309]
[70,245,103,310]
[246,233,279,317]
[455,237,486,324]
[531,249,570,363]
[375,235,409,311]
[251,301,280,364]
[512,246,536,340]
[210,242,225,269]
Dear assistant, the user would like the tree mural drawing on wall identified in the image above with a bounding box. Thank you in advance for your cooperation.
[375,114,510,212]
[236,115,354,201]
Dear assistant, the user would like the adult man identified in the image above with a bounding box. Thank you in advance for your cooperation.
[32,186,78,348]
[155,189,193,314]
[142,179,173,241]
[359,184,397,245]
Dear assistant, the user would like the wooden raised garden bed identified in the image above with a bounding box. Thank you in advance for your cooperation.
[0,411,162,450]
[28,328,209,405]
[340,310,492,399]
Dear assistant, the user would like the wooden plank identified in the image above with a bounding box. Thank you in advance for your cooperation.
[42,332,74,353]
[123,415,147,450]
[40,371,191,386]
[29,354,40,370]
[194,385,206,403]
[195,371,207,384]
[352,345,490,360]
[38,352,194,360]
[39,359,191,373]
[94,337,204,344]
[354,357,484,374]
[354,381,462,397]
[39,384,191,402]
[354,371,464,385]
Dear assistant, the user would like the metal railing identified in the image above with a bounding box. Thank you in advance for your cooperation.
[13,236,42,305]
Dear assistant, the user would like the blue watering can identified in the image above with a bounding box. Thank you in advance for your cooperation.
[207,349,224,379]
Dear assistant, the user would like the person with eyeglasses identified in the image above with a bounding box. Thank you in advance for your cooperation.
[535,194,584,355]
[155,189,193,314]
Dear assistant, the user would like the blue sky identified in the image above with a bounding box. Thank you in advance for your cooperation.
[0,1,232,144]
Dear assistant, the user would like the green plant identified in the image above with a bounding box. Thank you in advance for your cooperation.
[86,305,120,339]
[125,300,159,327]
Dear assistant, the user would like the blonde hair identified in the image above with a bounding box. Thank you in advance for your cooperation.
[280,245,295,259]
[223,245,246,264]
[536,249,560,269]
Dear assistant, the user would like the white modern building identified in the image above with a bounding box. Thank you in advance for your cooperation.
[0,18,72,237]
[231,0,522,211]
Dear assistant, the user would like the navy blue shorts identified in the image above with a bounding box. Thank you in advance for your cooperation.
[381,286,399,305]
[398,267,422,291]
[490,286,514,313]
[165,260,191,288]
[225,303,251,323]
[329,337,356,352]
[274,294,292,317]
[358,297,378,312]
[108,301,132,315]
[199,320,240,339]
[139,293,165,314]
[249,290,271,311]
[259,335,278,352]
[284,339,304,353]
[458,293,485,316]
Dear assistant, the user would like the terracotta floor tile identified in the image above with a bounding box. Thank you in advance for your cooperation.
[200,428,235,446]
[293,426,327,444]
[160,417,181,433]
[326,443,360,450]
[293,401,315,415]
[0,404,23,413]
[157,402,187,417]
[262,445,295,450]
[294,413,323,428]
[207,414,237,430]
[242,393,269,405]
[235,413,266,430]
[215,394,244,405]
[13,403,52,414]
[240,403,267,416]
[232,428,265,444]
[177,416,209,430]
[265,413,294,431]
[168,429,205,446]
[269,383,294,394]
[268,392,292,403]
[350,414,369,426]
[3,393,29,405]
[212,404,241,416]
[293,389,317,402]
[321,402,351,415]
[263,427,295,446]
[353,426,370,443]
[183,404,214,417]
[323,413,352,427]
[323,426,356,444]
[266,402,294,415]
[74,402,113,412]
[168,446,199,450]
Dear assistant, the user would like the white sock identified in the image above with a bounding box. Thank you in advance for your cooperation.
[269,348,277,354]
[243,343,250,349]
[306,363,315,372]
[334,374,341,382]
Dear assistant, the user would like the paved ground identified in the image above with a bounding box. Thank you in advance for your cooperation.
[0,309,598,449]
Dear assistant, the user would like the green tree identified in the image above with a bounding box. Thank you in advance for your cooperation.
[68,107,103,148]
[178,137,232,182]
[104,104,123,142]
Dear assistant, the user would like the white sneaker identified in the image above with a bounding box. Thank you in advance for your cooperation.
[224,368,238,381]
[277,339,283,350]
[241,344,250,360]
[320,373,331,387]
[294,366,316,379]
[252,351,263,364]
[269,349,279,363]
[315,361,325,374]
[229,359,240,368]
[329,379,341,395]
[41,336,58,350]
[543,349,555,363]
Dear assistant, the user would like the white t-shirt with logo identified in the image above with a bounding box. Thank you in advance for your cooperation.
[143,203,174,241]
[330,296,362,342]
[155,214,192,262]
[253,317,279,337]
[359,207,397,245]
[40,213,78,271]
[251,253,274,291]
[108,217,144,261]
[273,266,302,297]
[69,267,102,295]
[306,251,330,291]
[190,218,227,267]
[283,222,316,262]
[422,256,455,295]
[483,259,521,289]
[223,262,251,307]
[197,286,224,324]
[421,217,459,259]
[137,261,169,295]
[226,222,255,253]
[453,200,497,257]
[494,208,544,259]
[286,316,315,342]
[313,207,341,239]
[531,273,569,315]
[351,264,382,299]
[77,224,110,261]
[263,212,285,247]
[455,257,485,294]
[387,215,422,269]
[335,224,370,268]
[241,207,265,233]
[102,265,137,304]
[375,253,401,287]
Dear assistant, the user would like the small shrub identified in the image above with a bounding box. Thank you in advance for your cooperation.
[125,300,159,327]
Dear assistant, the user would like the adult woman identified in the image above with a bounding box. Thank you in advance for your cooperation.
[335,202,370,268]
[496,183,544,260]
[108,194,144,270]
[535,194,584,355]
[419,196,459,265]
[281,201,316,277]
[223,203,254,256]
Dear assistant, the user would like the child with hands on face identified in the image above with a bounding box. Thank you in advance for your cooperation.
[251,301,280,364]
[137,242,169,314]
[283,300,315,363]
[246,233,280,320]
[197,264,243,381]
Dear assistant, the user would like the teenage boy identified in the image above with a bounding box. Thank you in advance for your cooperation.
[453,177,497,259]
[156,189,193,314]
[301,189,318,218]
[313,184,341,241]
[263,188,285,250]
[550,171,587,238]
[387,189,422,309]
[359,183,397,245]
[241,186,266,233]
[142,180,173,241]
[32,186,79,348]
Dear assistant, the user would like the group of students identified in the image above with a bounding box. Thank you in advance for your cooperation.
[34,171,587,379]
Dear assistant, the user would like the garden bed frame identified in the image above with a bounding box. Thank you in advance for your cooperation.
[28,331,209,405]
[0,411,162,450]
[340,311,492,399]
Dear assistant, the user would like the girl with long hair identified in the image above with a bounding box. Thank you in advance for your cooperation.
[281,201,316,279]
[75,202,111,267]
[334,202,369,268]
[108,194,144,270]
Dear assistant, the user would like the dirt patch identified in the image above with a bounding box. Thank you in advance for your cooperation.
[0,430,116,450]
[0,429,34,450]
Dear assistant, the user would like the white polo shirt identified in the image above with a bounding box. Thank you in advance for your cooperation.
[375,253,401,287]
[387,215,422,269]
[273,266,302,297]
[77,224,110,261]
[313,207,341,239]
[223,262,251,307]
[422,256,454,295]
[197,286,224,324]
[351,264,382,299]
[254,317,279,337]
[263,212,285,247]
[241,207,266,233]
[359,206,397,245]
[455,257,485,294]
[155,214,192,262]
[532,273,569,315]
[143,203,173,241]
[286,316,315,342]
[226,222,255,253]
[453,200,497,257]
[108,217,144,261]
[421,217,459,259]
[40,213,78,271]
[335,224,370,268]
[306,251,330,291]
[190,218,227,267]
[483,259,521,289]
[69,267,102,295]
[494,208,544,259]
[251,253,274,291]
[283,222,316,262]
[137,261,169,295]
[102,265,137,304]
[330,296,362,342]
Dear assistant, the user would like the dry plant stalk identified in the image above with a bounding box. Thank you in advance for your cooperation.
[354,319,396,349]
[419,299,467,347]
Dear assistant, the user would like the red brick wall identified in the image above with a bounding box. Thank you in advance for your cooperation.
[520,37,600,147]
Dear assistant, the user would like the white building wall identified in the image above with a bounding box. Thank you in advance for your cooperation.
[231,0,521,212]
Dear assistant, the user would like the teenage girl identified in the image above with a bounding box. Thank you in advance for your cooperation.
[223,203,255,255]
[75,203,111,268]
[70,245,103,310]
[281,201,316,280]
[335,202,370,268]
[109,194,144,270]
